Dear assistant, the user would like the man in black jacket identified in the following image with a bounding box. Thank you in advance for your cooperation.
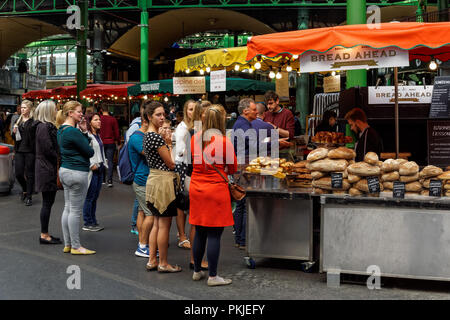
[344,108,383,162]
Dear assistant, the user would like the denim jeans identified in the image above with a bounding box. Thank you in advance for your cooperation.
[104,144,116,182]
[59,167,89,249]
[83,166,104,226]
[131,198,139,228]
[233,197,247,246]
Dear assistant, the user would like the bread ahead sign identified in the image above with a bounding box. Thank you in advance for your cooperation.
[300,46,409,73]
[369,86,434,104]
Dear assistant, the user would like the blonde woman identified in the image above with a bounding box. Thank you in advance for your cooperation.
[35,100,62,245]
[57,101,95,255]
[189,104,237,286]
[13,100,37,206]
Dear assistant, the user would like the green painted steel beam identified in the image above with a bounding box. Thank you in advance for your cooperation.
[25,39,76,48]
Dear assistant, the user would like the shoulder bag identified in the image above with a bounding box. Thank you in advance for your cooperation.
[210,162,246,202]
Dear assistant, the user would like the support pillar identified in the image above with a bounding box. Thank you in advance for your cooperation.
[140,0,149,83]
[296,8,309,135]
[93,16,105,83]
[346,0,367,89]
[76,0,88,100]
[438,0,448,22]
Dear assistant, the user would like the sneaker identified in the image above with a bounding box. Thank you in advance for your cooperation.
[107,180,113,188]
[130,226,139,235]
[25,198,32,206]
[91,225,104,232]
[135,246,149,258]
[82,225,93,231]
[193,271,206,281]
[207,276,232,287]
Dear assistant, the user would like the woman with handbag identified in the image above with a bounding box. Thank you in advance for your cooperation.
[143,100,181,273]
[34,100,62,245]
[189,104,238,286]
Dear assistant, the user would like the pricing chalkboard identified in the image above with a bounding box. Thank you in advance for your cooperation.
[428,120,450,167]
[429,76,450,118]
[429,179,442,197]
[367,176,380,194]
[331,172,343,189]
[393,181,405,199]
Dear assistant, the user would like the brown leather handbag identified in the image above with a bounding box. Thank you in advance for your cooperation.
[210,163,246,202]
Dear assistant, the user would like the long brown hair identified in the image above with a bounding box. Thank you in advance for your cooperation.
[202,104,226,149]
[183,99,195,130]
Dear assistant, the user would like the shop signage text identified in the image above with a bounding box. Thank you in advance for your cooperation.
[141,83,160,92]
[210,69,226,92]
[300,46,409,73]
[173,77,206,95]
[368,86,433,104]
[428,120,450,167]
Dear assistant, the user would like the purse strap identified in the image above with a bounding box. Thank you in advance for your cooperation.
[203,154,230,185]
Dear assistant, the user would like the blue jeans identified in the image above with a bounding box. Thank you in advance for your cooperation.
[131,198,139,228]
[233,198,247,246]
[83,166,104,226]
[104,144,116,182]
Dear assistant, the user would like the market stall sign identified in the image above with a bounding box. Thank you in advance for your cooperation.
[141,83,160,92]
[427,120,450,167]
[323,75,341,93]
[210,70,226,92]
[299,46,409,73]
[429,180,443,197]
[393,181,405,199]
[276,72,289,101]
[173,77,206,95]
[367,176,381,194]
[368,86,433,104]
[429,76,450,118]
[331,172,343,189]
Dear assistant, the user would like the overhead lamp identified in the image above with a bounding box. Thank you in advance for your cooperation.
[276,70,282,79]
[234,64,240,71]
[293,54,299,60]
[286,61,292,72]
[254,61,261,70]
[206,67,211,73]
[164,96,169,102]
[248,68,254,74]
[269,70,276,79]
[144,95,148,100]
[331,71,336,76]
[186,68,190,74]
[199,69,205,75]
[429,60,438,71]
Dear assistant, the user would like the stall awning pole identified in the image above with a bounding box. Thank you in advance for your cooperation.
[394,67,399,159]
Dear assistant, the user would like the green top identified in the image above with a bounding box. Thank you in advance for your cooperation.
[57,125,94,172]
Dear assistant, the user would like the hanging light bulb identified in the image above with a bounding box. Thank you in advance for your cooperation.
[186,68,190,74]
[143,95,148,100]
[331,71,336,76]
[164,96,169,102]
[199,69,205,75]
[286,63,292,72]
[276,72,282,79]
[269,70,276,79]
[293,54,299,60]
[206,67,211,73]
[234,64,240,71]
[429,60,438,71]
[248,68,254,74]
[254,61,261,70]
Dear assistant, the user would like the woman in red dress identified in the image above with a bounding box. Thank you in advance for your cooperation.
[189,104,237,286]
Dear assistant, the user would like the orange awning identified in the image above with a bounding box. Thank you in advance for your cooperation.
[79,84,134,98]
[246,22,450,63]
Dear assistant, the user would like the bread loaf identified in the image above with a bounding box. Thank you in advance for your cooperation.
[419,165,443,179]
[446,190,450,197]
[355,179,384,193]
[399,161,419,176]
[333,190,347,195]
[364,152,379,165]
[420,190,430,196]
[381,171,400,182]
[383,181,393,190]
[348,174,361,184]
[381,159,400,173]
[405,181,422,192]
[349,188,363,196]
[293,160,308,168]
[444,184,450,190]
[306,159,348,172]
[327,147,356,160]
[332,170,348,179]
[399,172,420,183]
[313,188,328,194]
[397,159,408,165]
[421,178,431,189]
[437,171,450,180]
[307,148,329,161]
[312,177,351,191]
[311,171,327,179]
[347,162,381,177]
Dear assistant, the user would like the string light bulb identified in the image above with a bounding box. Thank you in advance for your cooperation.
[248,68,254,74]
[276,72,282,79]
[199,69,205,75]
[234,64,240,71]
[206,67,211,73]
[429,60,438,71]
[269,70,276,79]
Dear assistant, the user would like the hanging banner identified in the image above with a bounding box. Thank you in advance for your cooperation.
[210,70,226,92]
[276,72,289,101]
[173,77,206,94]
[300,46,409,73]
[368,86,434,104]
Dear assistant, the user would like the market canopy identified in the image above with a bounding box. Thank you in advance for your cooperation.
[128,77,274,96]
[79,84,134,98]
[51,84,104,99]
[246,22,450,67]
[22,89,53,100]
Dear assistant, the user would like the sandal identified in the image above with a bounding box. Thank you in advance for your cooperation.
[178,239,191,249]
[146,263,158,271]
[158,264,182,273]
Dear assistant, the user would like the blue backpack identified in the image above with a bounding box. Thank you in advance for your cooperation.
[117,131,144,185]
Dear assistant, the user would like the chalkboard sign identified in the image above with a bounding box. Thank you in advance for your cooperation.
[331,172,343,189]
[393,181,405,199]
[429,76,450,118]
[429,179,442,197]
[367,176,381,194]
[427,120,450,167]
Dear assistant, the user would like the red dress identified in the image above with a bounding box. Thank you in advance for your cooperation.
[189,133,237,227]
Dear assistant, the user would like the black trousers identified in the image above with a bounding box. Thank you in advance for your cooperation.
[40,191,57,234]
[15,152,35,199]
[193,226,224,277]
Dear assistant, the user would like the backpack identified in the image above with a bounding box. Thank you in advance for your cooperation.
[117,131,144,185]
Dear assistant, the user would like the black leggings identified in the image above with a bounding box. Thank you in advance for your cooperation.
[193,226,224,277]
[40,191,57,234]
[15,152,35,199]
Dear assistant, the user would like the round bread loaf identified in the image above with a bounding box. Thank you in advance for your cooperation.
[364,152,379,165]
[419,165,443,179]
[437,171,450,180]
[306,158,348,172]
[399,161,419,176]
[381,159,400,173]
[333,190,347,195]
[399,172,420,183]
[444,184,450,190]
[381,171,400,182]
[313,188,328,195]
[397,159,408,165]
[347,162,381,176]
[312,177,351,191]
[405,181,422,192]
[311,171,327,179]
[354,179,384,193]
[446,191,450,197]
[307,148,329,161]
[349,187,364,196]
[383,181,393,190]
[327,147,356,160]
[348,174,361,184]
[420,190,430,196]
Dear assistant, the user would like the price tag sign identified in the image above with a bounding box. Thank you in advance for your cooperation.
[331,172,343,189]
[429,179,442,197]
[367,176,380,194]
[393,181,405,199]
